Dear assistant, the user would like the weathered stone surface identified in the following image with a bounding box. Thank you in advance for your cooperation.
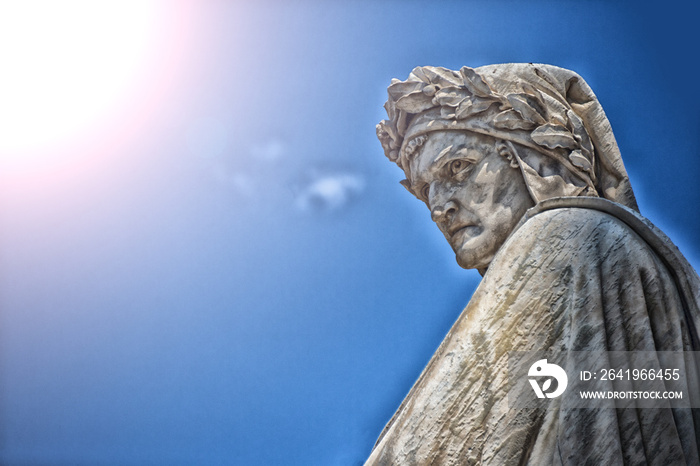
[369,64,700,465]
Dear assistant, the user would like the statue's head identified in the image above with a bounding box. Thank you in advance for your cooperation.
[377,63,638,271]
[405,130,536,271]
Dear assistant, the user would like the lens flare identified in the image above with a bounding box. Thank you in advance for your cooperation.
[0,1,160,167]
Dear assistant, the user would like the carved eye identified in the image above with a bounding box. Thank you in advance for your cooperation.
[420,184,430,201]
[448,159,471,178]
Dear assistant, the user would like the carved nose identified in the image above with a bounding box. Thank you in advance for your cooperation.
[431,200,457,223]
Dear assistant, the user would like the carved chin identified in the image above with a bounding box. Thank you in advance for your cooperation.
[454,244,494,271]
[450,228,493,270]
[456,250,490,270]
[455,239,503,271]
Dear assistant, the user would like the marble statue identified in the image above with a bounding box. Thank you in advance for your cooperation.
[368,64,700,465]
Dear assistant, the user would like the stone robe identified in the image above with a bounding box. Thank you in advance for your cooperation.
[366,197,700,465]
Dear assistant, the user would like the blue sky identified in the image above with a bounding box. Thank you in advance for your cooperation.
[0,1,698,464]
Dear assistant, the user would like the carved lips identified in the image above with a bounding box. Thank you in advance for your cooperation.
[447,223,481,247]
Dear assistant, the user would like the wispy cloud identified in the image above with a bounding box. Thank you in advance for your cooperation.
[294,173,365,213]
[185,124,366,212]
[249,140,285,162]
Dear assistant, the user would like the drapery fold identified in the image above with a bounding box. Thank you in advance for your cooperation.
[366,198,700,465]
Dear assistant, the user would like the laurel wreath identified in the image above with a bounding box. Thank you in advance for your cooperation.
[377,66,596,183]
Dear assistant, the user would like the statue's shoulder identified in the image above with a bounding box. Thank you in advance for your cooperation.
[518,197,638,232]
[496,196,699,297]
[486,196,692,287]
[501,197,643,257]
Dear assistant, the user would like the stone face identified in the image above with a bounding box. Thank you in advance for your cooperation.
[369,64,700,465]
[406,131,534,272]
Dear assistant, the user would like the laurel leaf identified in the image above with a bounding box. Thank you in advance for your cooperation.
[388,81,426,101]
[376,125,392,157]
[420,66,462,87]
[527,91,547,118]
[377,120,396,142]
[507,93,546,125]
[471,98,496,114]
[569,150,592,172]
[395,91,437,113]
[493,109,537,130]
[435,87,470,107]
[410,67,430,83]
[460,66,492,97]
[531,124,577,149]
[384,100,396,120]
[567,110,594,156]
[455,97,495,119]
[535,90,568,119]
[454,99,473,119]
[376,122,388,141]
[396,109,409,136]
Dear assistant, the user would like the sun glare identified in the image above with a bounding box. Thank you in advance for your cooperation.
[0,1,156,167]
